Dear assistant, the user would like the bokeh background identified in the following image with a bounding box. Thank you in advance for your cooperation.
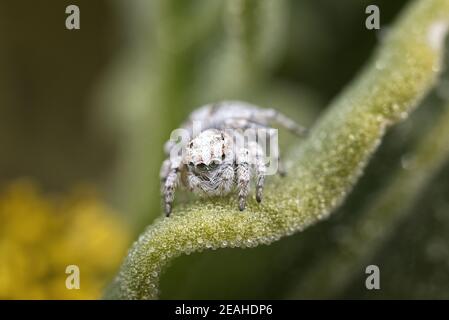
[1,0,449,299]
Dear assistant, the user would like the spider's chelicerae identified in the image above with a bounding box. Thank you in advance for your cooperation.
[160,101,306,216]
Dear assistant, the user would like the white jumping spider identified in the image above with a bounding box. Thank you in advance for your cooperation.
[160,101,306,216]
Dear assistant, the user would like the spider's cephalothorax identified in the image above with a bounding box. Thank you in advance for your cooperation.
[160,101,306,216]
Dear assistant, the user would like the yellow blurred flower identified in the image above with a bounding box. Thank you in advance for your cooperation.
[0,180,131,299]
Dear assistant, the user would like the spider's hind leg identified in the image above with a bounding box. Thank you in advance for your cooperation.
[236,149,251,211]
[263,108,308,137]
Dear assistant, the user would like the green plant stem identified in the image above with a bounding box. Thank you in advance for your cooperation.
[288,99,449,298]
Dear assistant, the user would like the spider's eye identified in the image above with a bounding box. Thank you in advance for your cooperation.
[188,162,195,167]
[196,163,207,170]
[209,160,220,169]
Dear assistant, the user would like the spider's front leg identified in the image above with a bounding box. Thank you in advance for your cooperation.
[236,148,251,211]
[252,143,267,203]
[160,159,180,216]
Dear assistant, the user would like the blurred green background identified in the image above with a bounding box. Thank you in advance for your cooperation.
[1,0,449,299]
